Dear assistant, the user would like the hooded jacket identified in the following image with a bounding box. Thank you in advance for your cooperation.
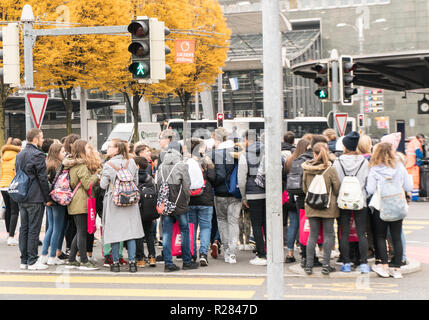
[0,145,21,189]
[366,162,413,197]
[302,160,341,219]
[238,141,265,201]
[155,148,191,216]
[333,154,370,205]
[212,140,240,197]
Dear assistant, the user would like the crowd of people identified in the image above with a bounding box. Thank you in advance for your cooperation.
[0,125,424,279]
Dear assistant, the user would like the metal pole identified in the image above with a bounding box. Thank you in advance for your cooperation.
[195,91,200,120]
[262,0,284,300]
[22,5,35,132]
[217,72,224,114]
[79,87,88,140]
[331,49,339,136]
[358,19,365,134]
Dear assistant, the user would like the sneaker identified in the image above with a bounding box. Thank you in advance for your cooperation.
[360,263,370,274]
[137,259,147,268]
[28,262,49,270]
[164,264,180,272]
[119,258,127,265]
[182,261,199,270]
[389,267,403,279]
[340,263,351,272]
[103,255,113,268]
[65,260,80,269]
[79,261,99,271]
[39,255,49,265]
[88,256,97,263]
[330,250,340,259]
[200,254,208,267]
[192,255,197,262]
[129,261,137,273]
[371,264,390,278]
[47,256,65,265]
[322,265,336,275]
[226,254,237,264]
[156,255,164,263]
[149,256,157,267]
[7,237,18,246]
[285,256,296,263]
[20,264,28,270]
[244,244,255,251]
[176,255,182,261]
[110,262,120,273]
[304,267,313,275]
[76,256,81,263]
[249,256,267,266]
[58,252,69,260]
[157,240,163,248]
[211,241,219,259]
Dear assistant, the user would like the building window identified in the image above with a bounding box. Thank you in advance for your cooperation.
[287,0,390,10]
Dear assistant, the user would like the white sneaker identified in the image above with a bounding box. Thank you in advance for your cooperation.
[389,267,403,279]
[244,244,255,251]
[249,256,267,266]
[7,237,18,246]
[47,256,65,265]
[20,264,28,270]
[76,256,81,263]
[228,254,237,264]
[28,262,49,270]
[88,256,97,263]
[371,264,389,278]
[331,250,340,259]
[39,255,49,265]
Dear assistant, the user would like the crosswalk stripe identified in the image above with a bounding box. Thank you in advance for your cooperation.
[403,220,429,225]
[0,286,255,299]
[402,226,424,230]
[0,275,265,286]
[283,294,367,300]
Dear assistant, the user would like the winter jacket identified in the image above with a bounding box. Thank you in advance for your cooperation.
[333,154,370,205]
[328,140,337,153]
[14,143,50,204]
[366,162,413,197]
[155,148,191,216]
[281,142,295,160]
[189,154,216,207]
[212,140,240,197]
[100,155,144,244]
[0,145,21,189]
[63,156,99,215]
[238,141,265,201]
[302,161,341,219]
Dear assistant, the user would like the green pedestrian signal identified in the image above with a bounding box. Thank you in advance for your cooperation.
[129,62,150,78]
[137,63,145,75]
[317,89,328,99]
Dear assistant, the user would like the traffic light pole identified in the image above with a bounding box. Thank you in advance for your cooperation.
[330,49,340,136]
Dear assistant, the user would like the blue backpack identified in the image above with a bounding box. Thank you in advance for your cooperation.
[226,164,242,199]
[8,159,31,203]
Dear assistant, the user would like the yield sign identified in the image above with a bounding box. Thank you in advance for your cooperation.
[26,93,48,129]
[335,113,348,137]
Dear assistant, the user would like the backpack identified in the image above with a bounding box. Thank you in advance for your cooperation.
[337,160,365,210]
[138,176,159,222]
[379,173,408,222]
[226,164,241,199]
[187,157,206,197]
[8,157,31,203]
[156,162,182,216]
[286,157,306,195]
[305,166,331,210]
[108,160,140,207]
[49,169,82,206]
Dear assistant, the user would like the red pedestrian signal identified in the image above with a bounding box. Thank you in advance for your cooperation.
[217,113,224,127]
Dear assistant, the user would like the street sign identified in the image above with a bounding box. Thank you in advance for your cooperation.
[175,39,195,64]
[335,113,348,136]
[26,93,48,128]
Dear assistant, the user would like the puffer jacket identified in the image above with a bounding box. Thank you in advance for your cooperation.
[302,160,341,219]
[63,156,100,215]
[0,145,21,188]
[238,141,265,201]
[155,148,191,216]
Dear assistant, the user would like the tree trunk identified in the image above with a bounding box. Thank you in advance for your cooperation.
[178,90,192,153]
[132,93,140,144]
[59,85,74,136]
[0,82,12,146]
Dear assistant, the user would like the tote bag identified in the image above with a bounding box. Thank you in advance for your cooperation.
[171,221,195,256]
[87,183,97,235]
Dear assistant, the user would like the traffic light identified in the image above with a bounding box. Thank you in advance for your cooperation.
[312,62,330,100]
[217,113,224,127]
[0,23,20,86]
[128,17,171,82]
[358,114,364,127]
[340,56,358,105]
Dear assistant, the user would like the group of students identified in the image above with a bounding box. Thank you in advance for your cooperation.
[0,125,417,278]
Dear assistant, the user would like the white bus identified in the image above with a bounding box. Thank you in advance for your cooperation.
[284,117,356,138]
[166,119,217,140]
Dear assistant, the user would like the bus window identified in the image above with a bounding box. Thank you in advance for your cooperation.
[287,121,328,138]
[249,122,265,140]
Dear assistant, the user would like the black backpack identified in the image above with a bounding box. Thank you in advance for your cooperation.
[138,177,160,222]
[286,157,307,196]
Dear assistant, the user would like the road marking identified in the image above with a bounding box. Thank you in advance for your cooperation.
[287,282,399,294]
[404,220,429,225]
[402,226,424,230]
[0,286,255,299]
[283,294,367,300]
[0,275,265,286]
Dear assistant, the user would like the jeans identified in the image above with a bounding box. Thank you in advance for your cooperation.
[248,199,267,259]
[214,196,241,256]
[162,213,192,266]
[112,240,136,262]
[136,221,156,260]
[188,206,213,256]
[387,226,406,261]
[306,217,335,267]
[18,203,45,265]
[42,206,66,257]
[286,210,299,251]
[339,208,368,264]
[69,214,88,264]
[1,191,19,237]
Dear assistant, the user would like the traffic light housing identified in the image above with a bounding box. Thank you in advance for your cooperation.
[312,62,330,100]
[217,113,224,128]
[0,23,20,86]
[358,114,364,127]
[340,56,358,105]
[128,17,171,82]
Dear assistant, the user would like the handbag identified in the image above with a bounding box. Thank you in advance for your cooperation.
[171,221,195,256]
[298,209,324,246]
[87,183,97,234]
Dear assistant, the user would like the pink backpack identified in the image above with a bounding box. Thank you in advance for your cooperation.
[50,170,81,206]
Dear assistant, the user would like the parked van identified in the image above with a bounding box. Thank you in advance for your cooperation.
[101,122,161,153]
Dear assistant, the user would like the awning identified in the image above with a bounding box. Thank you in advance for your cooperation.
[291,50,429,92]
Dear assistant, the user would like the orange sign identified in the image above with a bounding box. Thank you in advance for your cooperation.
[175,39,195,64]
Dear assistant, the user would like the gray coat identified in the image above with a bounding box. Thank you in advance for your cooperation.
[100,155,144,244]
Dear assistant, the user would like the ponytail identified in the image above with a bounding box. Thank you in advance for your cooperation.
[313,142,330,166]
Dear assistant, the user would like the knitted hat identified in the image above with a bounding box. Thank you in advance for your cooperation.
[381,132,401,151]
[342,131,360,151]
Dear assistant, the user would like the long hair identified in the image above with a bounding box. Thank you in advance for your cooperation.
[71,140,102,173]
[312,142,330,166]
[46,143,63,174]
[6,137,22,147]
[370,142,396,168]
[110,139,130,160]
[285,139,310,173]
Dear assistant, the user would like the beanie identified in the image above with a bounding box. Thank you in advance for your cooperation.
[342,131,360,152]
[381,132,401,151]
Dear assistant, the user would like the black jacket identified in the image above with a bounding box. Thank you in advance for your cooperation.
[211,141,240,197]
[189,155,216,207]
[15,143,51,203]
[282,142,295,153]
